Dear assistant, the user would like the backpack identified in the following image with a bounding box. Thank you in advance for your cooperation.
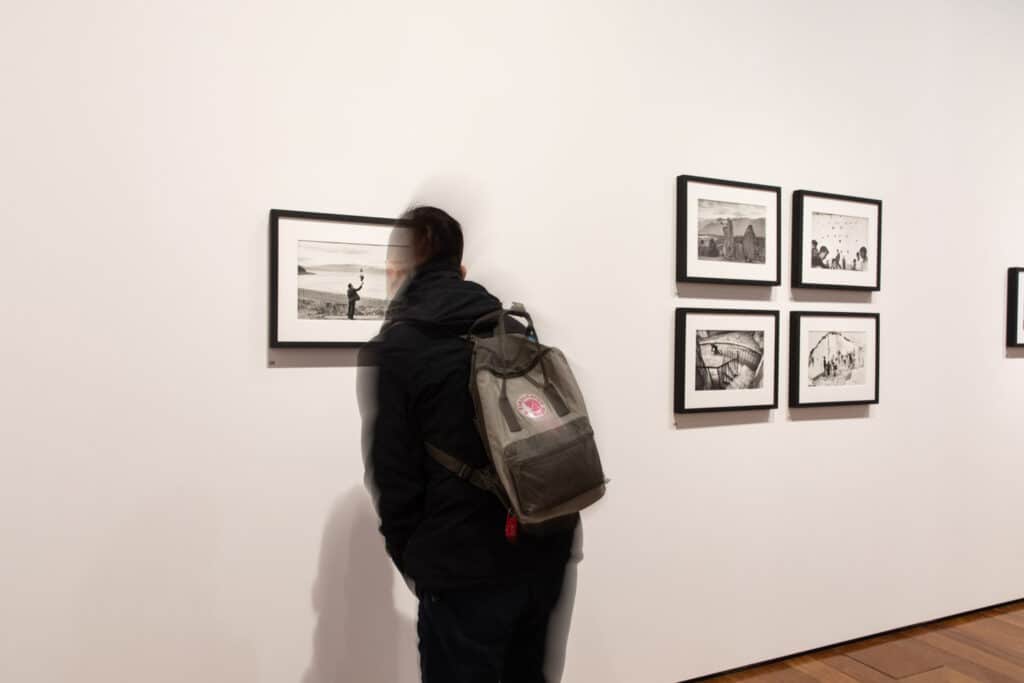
[425,303,607,538]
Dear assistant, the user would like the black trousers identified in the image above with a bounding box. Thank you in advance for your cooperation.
[417,569,566,683]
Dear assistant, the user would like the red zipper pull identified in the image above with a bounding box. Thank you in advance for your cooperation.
[505,510,519,543]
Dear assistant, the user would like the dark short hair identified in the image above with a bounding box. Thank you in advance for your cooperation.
[399,206,464,268]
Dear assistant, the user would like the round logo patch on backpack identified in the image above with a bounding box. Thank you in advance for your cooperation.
[516,393,547,420]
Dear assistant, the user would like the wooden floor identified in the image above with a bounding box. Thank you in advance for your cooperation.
[702,602,1024,683]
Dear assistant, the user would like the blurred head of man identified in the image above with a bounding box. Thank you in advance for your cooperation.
[386,205,465,298]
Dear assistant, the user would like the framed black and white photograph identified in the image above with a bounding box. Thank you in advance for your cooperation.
[676,175,781,286]
[270,209,410,347]
[674,308,780,413]
[792,190,882,290]
[789,312,880,407]
[1009,268,1024,348]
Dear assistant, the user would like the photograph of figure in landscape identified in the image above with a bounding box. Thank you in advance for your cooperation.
[696,199,766,265]
[695,330,764,391]
[810,212,870,272]
[807,330,866,386]
[297,240,389,321]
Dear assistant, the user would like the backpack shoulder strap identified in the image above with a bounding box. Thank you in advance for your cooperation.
[424,442,510,509]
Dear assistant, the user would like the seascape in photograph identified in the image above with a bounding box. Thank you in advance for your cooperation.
[297,240,389,320]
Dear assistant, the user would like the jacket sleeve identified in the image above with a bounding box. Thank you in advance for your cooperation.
[366,343,425,574]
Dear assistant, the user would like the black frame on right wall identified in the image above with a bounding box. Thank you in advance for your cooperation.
[1009,267,1024,348]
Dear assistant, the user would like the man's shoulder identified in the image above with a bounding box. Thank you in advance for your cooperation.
[375,321,427,352]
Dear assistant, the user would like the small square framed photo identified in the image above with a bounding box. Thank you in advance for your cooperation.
[789,312,880,408]
[270,209,410,347]
[674,308,780,413]
[792,190,882,290]
[1009,268,1024,347]
[676,175,781,286]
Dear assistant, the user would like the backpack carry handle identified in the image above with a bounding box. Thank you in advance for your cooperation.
[494,307,541,376]
[468,304,537,343]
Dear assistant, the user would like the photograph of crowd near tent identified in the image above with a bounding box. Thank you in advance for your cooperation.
[697,199,767,264]
[695,330,764,391]
[807,330,866,386]
[297,240,389,321]
[789,311,879,407]
[810,212,869,272]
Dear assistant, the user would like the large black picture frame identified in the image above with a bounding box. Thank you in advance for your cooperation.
[676,175,782,287]
[1009,267,1024,348]
[674,307,780,414]
[792,190,882,291]
[789,311,881,408]
[270,208,399,348]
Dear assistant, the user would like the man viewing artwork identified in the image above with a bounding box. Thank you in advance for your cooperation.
[361,206,577,683]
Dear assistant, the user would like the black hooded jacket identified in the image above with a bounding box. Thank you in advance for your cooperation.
[362,261,575,591]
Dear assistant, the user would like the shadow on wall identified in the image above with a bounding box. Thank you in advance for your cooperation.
[544,524,582,683]
[674,409,772,430]
[675,282,774,302]
[302,487,418,683]
[300,493,584,683]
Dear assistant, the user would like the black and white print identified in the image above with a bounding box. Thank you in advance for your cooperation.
[696,200,767,265]
[695,330,765,391]
[793,191,881,290]
[806,330,866,386]
[677,175,781,286]
[271,209,410,347]
[810,212,870,272]
[675,309,779,413]
[790,312,880,407]
[297,240,389,321]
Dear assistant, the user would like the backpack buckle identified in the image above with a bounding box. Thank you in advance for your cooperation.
[457,463,472,480]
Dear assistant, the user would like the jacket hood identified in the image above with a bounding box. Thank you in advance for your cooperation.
[385,261,501,334]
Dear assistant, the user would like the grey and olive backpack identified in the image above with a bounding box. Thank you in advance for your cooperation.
[426,303,606,538]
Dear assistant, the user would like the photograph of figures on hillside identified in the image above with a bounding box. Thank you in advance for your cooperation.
[677,175,781,286]
[789,312,879,407]
[271,209,409,347]
[675,308,779,414]
[697,200,766,265]
[297,240,389,321]
[695,329,764,391]
[793,191,882,290]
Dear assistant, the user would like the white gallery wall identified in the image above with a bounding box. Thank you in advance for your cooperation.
[2,1,1023,681]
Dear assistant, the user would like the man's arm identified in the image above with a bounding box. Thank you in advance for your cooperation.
[364,342,424,574]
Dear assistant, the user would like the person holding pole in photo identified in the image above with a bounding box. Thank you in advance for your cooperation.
[346,273,365,320]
